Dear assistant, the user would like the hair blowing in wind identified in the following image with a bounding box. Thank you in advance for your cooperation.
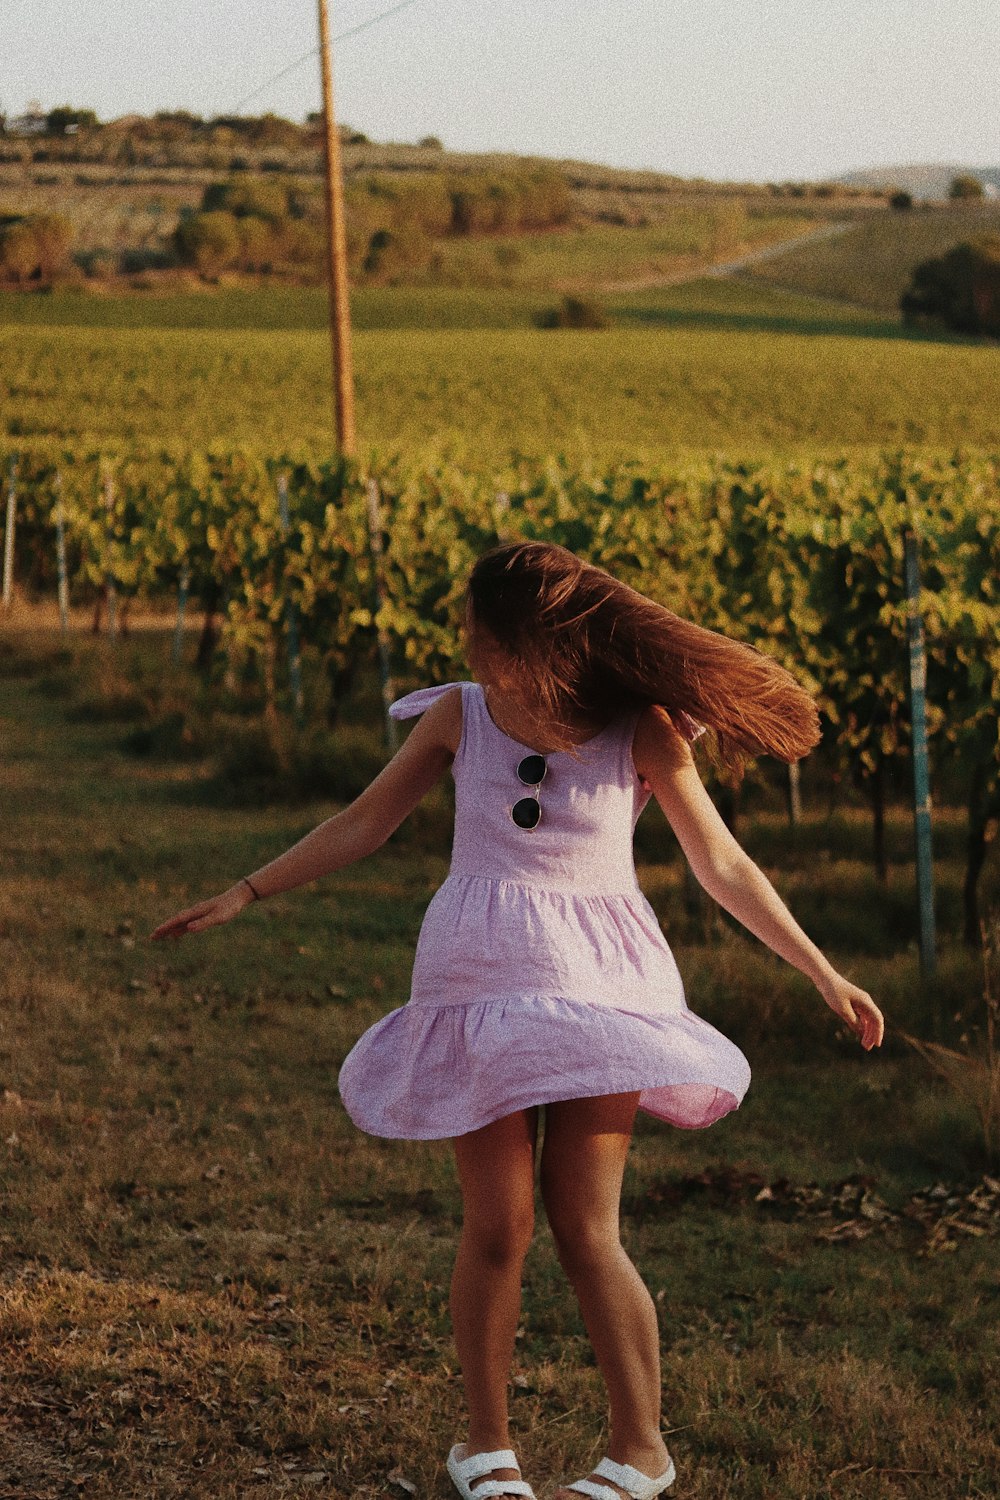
[466,541,821,775]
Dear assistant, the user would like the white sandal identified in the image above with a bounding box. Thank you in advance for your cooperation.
[446,1444,537,1500]
[564,1454,676,1500]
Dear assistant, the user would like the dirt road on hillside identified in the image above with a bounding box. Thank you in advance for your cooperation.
[597,219,852,294]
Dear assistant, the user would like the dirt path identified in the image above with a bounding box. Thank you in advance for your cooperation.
[596,219,853,294]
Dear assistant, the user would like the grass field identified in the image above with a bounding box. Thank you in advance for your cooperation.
[740,201,1000,312]
[3,292,997,465]
[1,624,998,1497]
[420,211,812,291]
[0,276,899,333]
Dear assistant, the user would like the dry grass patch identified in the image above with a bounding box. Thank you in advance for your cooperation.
[1,631,999,1496]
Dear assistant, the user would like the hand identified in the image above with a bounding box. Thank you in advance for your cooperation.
[149,883,254,941]
[817,973,884,1050]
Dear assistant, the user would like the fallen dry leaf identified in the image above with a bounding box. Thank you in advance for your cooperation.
[628,1167,1000,1254]
[387,1470,417,1495]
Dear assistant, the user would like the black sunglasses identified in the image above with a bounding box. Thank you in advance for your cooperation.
[512,753,547,829]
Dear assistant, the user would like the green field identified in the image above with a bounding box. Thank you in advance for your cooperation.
[3,287,997,465]
[741,201,1000,311]
[0,270,896,334]
[421,210,811,289]
[1,628,997,1497]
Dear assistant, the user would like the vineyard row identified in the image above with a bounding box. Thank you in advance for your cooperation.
[2,445,998,939]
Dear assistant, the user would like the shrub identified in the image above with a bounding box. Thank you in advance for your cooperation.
[949,173,984,200]
[173,210,240,276]
[0,221,42,280]
[347,173,453,239]
[448,167,572,236]
[236,214,276,272]
[0,211,73,281]
[74,247,117,279]
[206,112,302,150]
[535,295,609,329]
[889,189,914,211]
[46,106,99,135]
[154,110,205,133]
[901,234,1000,335]
[363,223,432,280]
[119,247,175,274]
[279,218,325,268]
[30,212,74,277]
[201,178,289,224]
[514,166,573,229]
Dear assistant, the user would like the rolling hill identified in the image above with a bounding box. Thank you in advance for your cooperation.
[837,163,1000,201]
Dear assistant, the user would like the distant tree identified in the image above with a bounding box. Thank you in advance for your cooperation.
[306,117,368,143]
[949,173,984,200]
[155,110,204,127]
[46,106,99,135]
[889,189,913,211]
[901,234,1000,335]
[208,113,302,149]
[154,110,204,140]
[418,135,443,150]
[332,122,368,144]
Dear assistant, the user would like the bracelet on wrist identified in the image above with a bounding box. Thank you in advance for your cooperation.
[242,876,263,902]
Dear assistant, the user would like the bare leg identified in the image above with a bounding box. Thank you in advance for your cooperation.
[541,1094,672,1500]
[451,1107,539,1495]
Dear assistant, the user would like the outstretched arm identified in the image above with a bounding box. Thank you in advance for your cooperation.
[632,706,884,1050]
[150,688,462,940]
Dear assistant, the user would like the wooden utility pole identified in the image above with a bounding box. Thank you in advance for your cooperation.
[317,0,356,455]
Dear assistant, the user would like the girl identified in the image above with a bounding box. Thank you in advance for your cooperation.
[152,541,884,1500]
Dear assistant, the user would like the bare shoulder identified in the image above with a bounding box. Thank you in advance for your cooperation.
[405,684,464,757]
[632,704,696,785]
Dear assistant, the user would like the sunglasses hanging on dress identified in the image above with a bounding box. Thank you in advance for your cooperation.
[512,754,547,830]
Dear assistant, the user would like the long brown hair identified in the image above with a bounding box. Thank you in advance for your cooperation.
[466,540,820,775]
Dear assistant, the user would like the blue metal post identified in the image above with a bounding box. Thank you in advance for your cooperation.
[102,470,118,641]
[54,472,69,636]
[366,477,398,754]
[903,526,936,981]
[277,474,304,723]
[172,563,190,666]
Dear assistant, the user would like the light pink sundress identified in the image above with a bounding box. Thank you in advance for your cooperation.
[337,681,751,1139]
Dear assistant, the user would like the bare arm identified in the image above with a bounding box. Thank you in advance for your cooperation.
[633,706,884,1049]
[150,688,462,940]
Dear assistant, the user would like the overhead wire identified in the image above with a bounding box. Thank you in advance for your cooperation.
[229,0,422,115]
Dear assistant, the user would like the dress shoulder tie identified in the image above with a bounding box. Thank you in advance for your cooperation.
[388,681,471,721]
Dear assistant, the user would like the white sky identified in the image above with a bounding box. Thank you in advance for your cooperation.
[4,0,998,181]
